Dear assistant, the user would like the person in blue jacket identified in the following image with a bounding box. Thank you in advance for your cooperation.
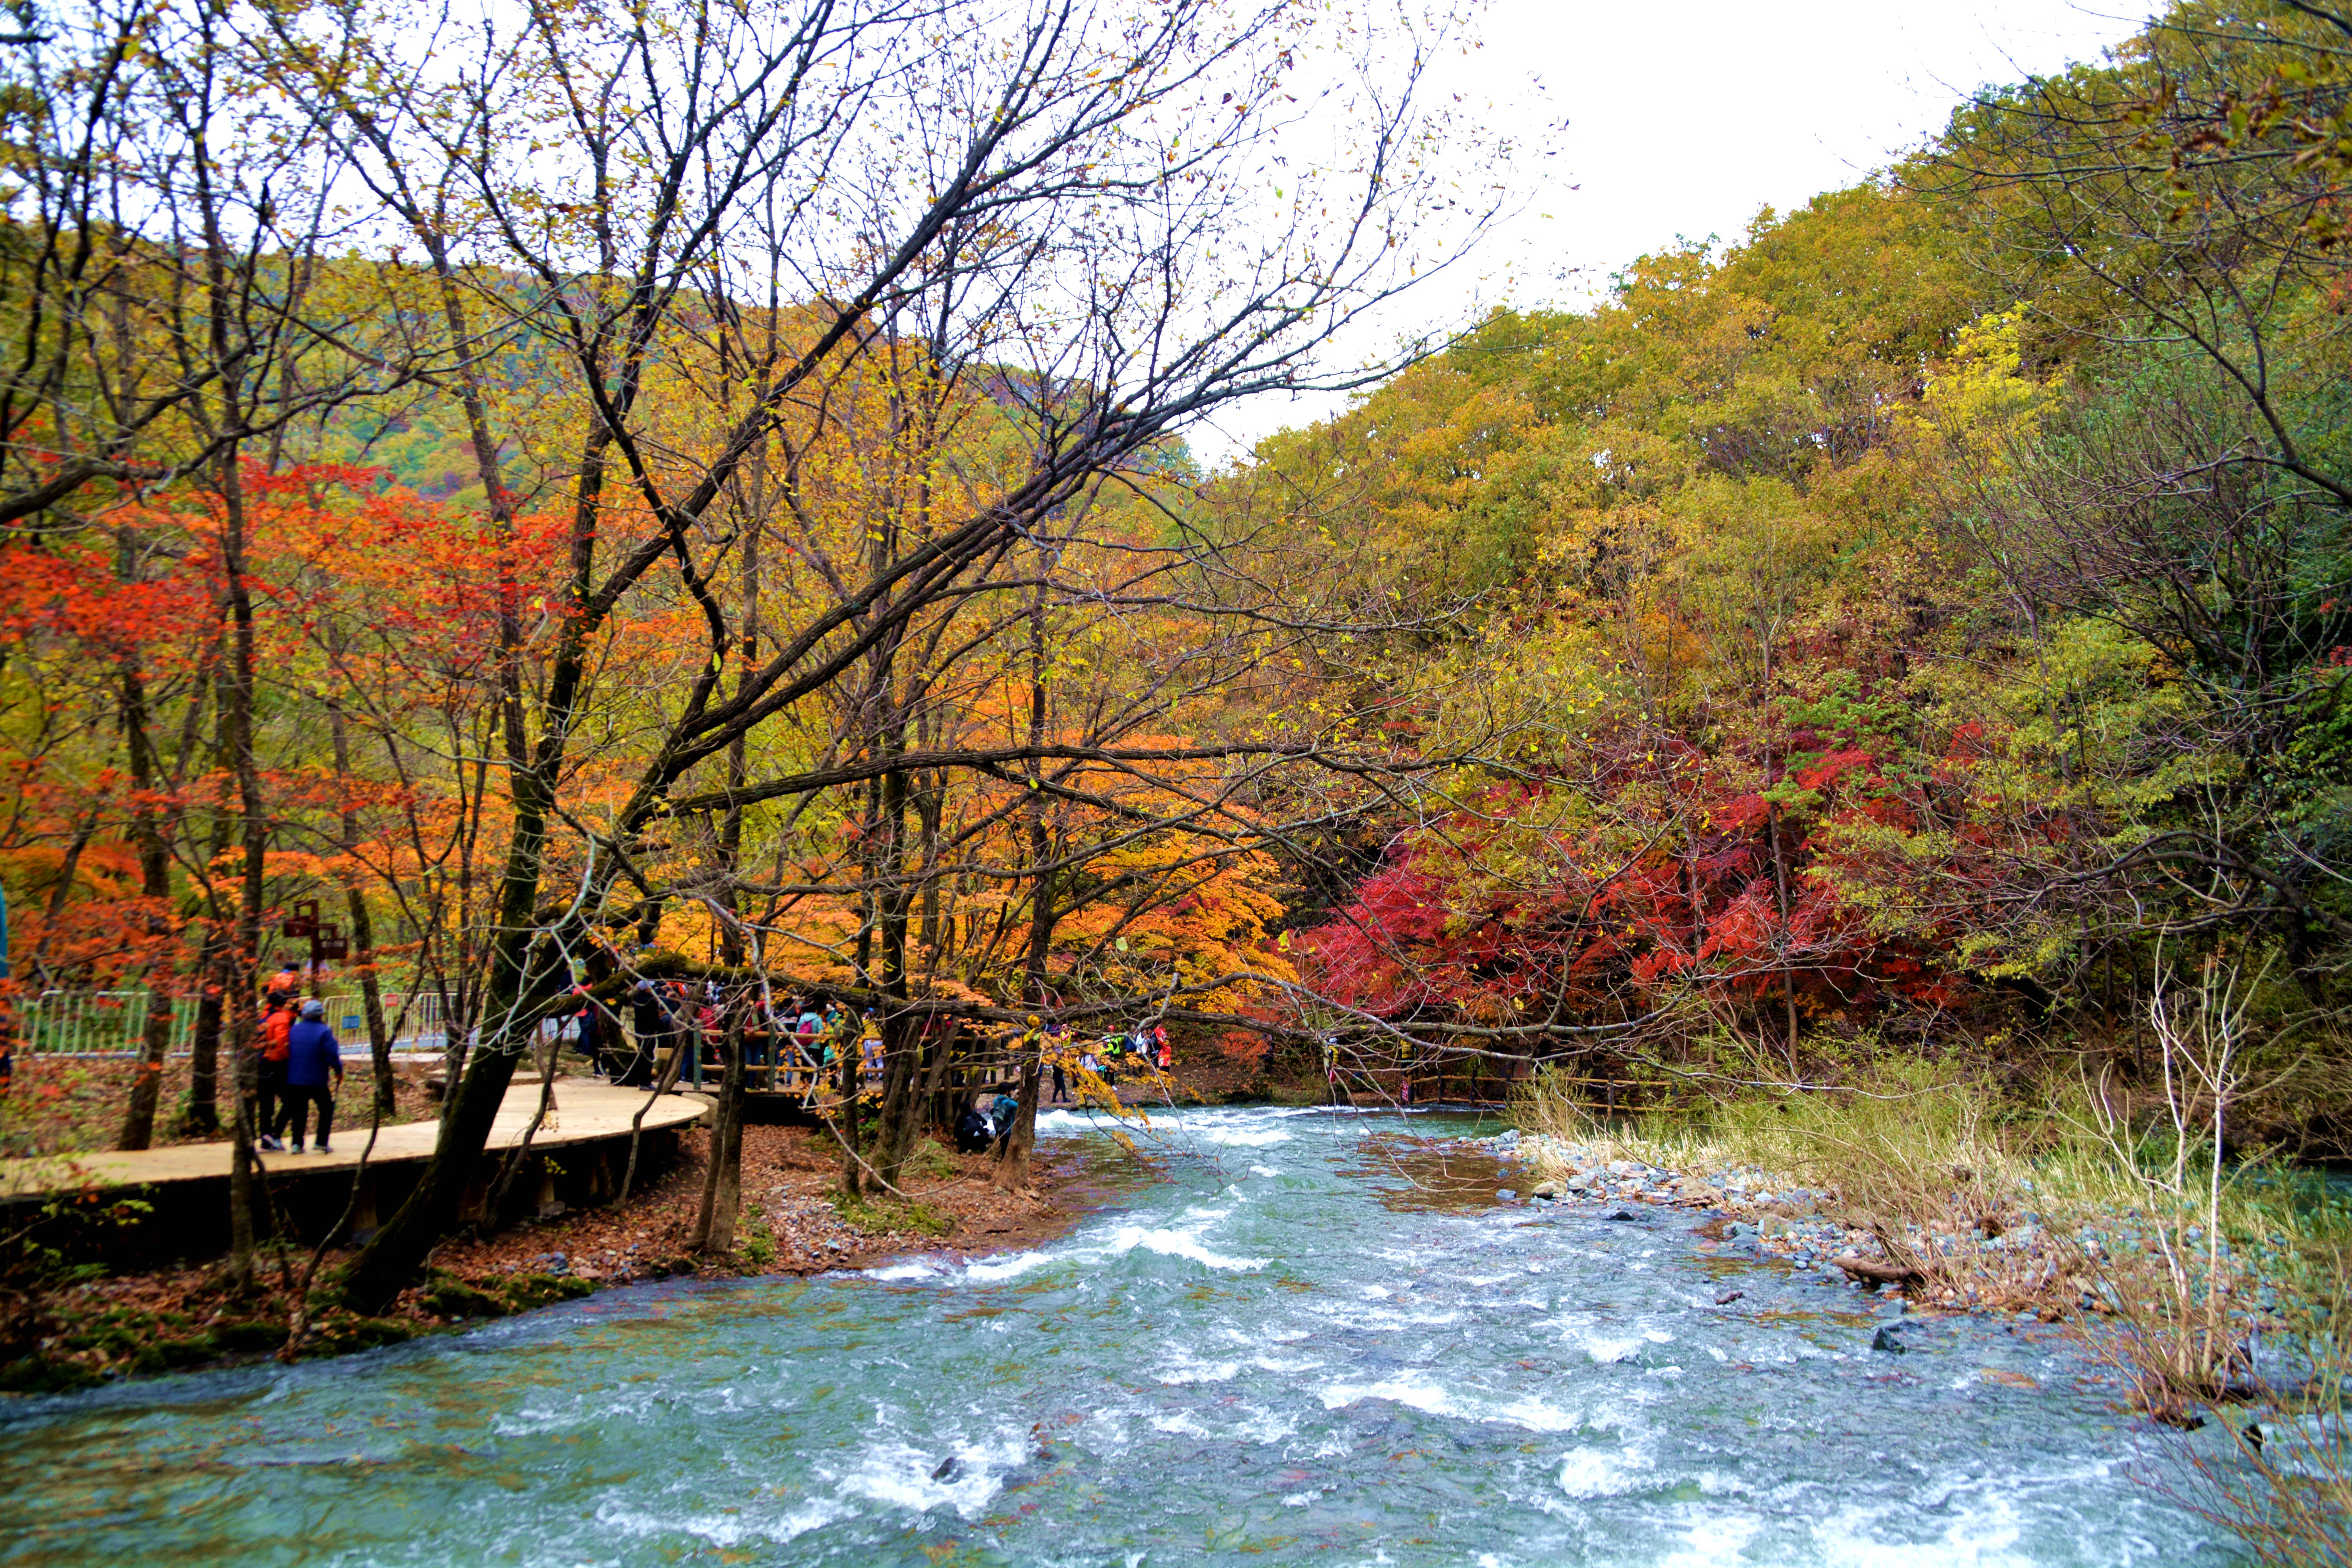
[277,998,345,1154]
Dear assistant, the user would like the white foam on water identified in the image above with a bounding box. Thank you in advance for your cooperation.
[1201,1125,1292,1147]
[1321,1372,1465,1420]
[1252,1352,1326,1373]
[1555,1444,1649,1498]
[594,1493,855,1548]
[1657,1514,1762,1566]
[1233,1405,1301,1444]
[1805,1496,2031,1566]
[818,1433,1018,1519]
[961,1250,1057,1283]
[1100,1221,1267,1272]
[1321,1374,1590,1436]
[1152,1356,1240,1384]
[773,1497,860,1542]
[1488,1394,1584,1432]
[858,1199,1262,1287]
[1579,1333,1648,1365]
[494,1389,658,1437]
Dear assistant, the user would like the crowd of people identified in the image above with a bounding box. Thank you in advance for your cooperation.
[1045,1018,1172,1104]
[544,979,1180,1116]
[211,951,1185,1161]
[545,978,877,1098]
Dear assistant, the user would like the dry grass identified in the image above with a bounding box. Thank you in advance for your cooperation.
[1515,1058,2090,1312]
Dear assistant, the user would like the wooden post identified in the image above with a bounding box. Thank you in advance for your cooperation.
[350,1174,381,1245]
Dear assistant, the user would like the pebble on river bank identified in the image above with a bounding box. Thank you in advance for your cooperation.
[1441,1127,2284,1329]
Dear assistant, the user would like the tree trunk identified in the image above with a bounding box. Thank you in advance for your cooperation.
[1760,631,1799,1073]
[217,454,268,1289]
[693,1001,747,1255]
[181,930,227,1137]
[838,766,887,1196]
[1766,800,1800,1067]
[120,987,175,1152]
[328,703,396,1117]
[338,764,565,1310]
[116,609,179,1151]
[996,1054,1044,1193]
[999,566,1054,1194]
[874,1012,926,1189]
[871,752,923,1187]
[916,1018,961,1142]
[336,378,615,1313]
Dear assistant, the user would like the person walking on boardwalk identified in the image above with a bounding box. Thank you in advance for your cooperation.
[1038,1016,1067,1103]
[279,998,344,1153]
[622,978,665,1087]
[256,995,294,1151]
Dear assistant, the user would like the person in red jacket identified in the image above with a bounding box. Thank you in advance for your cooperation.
[256,996,294,1152]
[278,998,344,1154]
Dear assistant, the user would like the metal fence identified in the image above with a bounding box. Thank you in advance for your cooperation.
[11,988,451,1058]
[12,989,195,1058]
[322,990,449,1055]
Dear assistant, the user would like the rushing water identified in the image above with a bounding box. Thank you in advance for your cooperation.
[1,1107,2235,1566]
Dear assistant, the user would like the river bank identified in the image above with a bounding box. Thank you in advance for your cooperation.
[1474,1127,2094,1318]
[1,1119,1098,1395]
[1489,1067,2352,1518]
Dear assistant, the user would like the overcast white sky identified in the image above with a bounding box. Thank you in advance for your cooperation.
[1192,0,2152,464]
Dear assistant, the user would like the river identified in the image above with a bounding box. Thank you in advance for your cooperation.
[0,1106,2235,1565]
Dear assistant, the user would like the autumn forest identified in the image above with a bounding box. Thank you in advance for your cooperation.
[2,0,2350,1344]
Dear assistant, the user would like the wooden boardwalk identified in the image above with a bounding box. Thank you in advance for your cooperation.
[0,1078,712,1198]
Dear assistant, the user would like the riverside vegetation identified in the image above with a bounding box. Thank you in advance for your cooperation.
[1500,988,2352,1565]
[1,0,2350,1559]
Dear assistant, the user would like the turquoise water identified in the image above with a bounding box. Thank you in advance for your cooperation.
[0,1107,2232,1565]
